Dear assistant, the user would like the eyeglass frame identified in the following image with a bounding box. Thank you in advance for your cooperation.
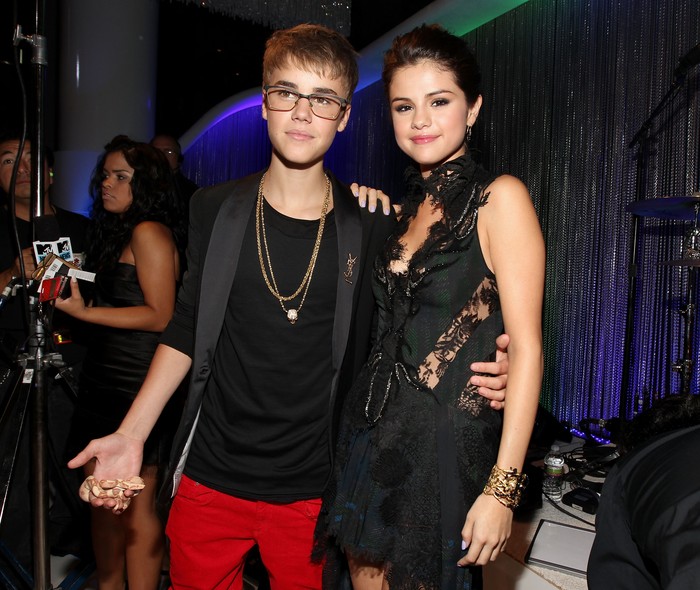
[263,85,350,121]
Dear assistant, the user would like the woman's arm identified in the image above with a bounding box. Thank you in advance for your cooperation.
[460,175,545,566]
[56,221,179,332]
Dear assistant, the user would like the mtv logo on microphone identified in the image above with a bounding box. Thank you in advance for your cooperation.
[32,236,76,265]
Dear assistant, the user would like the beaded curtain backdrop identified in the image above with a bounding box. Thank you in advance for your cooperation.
[464,0,700,425]
[182,0,700,428]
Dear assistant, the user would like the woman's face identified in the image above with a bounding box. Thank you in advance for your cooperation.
[388,60,481,176]
[101,151,134,215]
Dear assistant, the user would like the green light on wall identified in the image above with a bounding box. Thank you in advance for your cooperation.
[356,0,529,89]
[445,0,530,37]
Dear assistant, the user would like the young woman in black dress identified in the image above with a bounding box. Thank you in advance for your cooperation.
[57,136,184,590]
[317,25,544,589]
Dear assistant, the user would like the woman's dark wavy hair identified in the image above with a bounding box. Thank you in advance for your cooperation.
[85,135,186,272]
[382,24,481,106]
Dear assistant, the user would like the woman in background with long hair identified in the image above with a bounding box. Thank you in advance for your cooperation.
[57,135,184,590]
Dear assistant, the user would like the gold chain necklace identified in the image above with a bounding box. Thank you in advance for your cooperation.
[255,172,331,324]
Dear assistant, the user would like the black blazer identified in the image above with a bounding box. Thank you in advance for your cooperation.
[160,169,396,498]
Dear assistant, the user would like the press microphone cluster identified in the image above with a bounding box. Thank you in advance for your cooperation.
[0,215,93,311]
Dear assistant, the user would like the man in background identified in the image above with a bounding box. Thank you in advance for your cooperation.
[587,394,700,589]
[0,133,90,576]
[150,133,199,217]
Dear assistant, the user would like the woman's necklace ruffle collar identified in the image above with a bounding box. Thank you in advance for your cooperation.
[402,153,481,223]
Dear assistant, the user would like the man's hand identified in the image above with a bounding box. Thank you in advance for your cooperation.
[350,183,398,215]
[14,247,36,279]
[69,431,145,512]
[470,333,509,410]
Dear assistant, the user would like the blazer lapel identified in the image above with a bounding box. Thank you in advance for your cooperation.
[330,174,362,374]
[196,174,260,355]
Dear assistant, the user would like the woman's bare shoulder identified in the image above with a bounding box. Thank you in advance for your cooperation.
[485,174,529,201]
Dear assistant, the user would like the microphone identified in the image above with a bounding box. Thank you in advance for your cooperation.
[34,214,61,242]
[674,42,700,79]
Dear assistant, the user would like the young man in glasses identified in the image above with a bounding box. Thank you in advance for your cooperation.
[69,24,509,588]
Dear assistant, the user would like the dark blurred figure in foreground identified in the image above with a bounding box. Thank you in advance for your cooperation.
[587,394,700,590]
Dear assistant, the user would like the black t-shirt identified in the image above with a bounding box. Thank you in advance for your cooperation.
[0,206,89,364]
[185,199,339,501]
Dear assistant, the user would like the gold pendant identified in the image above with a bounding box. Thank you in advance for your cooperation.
[287,309,298,324]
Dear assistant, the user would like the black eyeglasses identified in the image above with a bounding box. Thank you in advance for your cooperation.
[264,85,349,121]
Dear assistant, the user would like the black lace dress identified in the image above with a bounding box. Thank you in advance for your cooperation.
[316,155,504,589]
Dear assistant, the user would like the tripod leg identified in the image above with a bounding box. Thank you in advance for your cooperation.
[0,367,32,526]
[0,368,35,587]
[32,362,51,589]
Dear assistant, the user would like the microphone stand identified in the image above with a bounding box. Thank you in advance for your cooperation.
[2,5,90,586]
[621,51,698,419]
[620,90,676,421]
[12,0,52,587]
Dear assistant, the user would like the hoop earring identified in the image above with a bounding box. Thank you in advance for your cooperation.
[465,125,472,144]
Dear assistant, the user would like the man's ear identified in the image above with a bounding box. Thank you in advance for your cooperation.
[261,89,268,121]
[48,168,54,186]
[337,104,352,133]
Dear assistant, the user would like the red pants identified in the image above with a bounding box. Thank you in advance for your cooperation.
[166,475,323,589]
